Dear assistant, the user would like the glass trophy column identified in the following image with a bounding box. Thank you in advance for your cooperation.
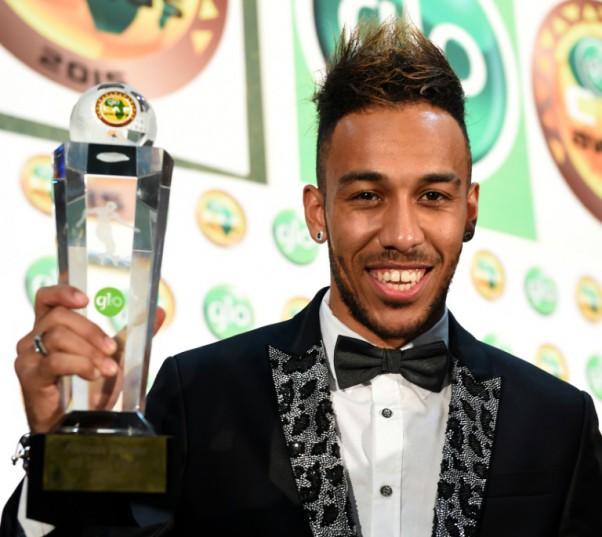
[27,83,174,526]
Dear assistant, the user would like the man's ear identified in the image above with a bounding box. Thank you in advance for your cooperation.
[303,184,327,243]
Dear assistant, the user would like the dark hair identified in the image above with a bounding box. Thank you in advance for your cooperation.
[313,18,470,190]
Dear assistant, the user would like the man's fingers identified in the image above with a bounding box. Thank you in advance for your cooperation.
[33,285,88,320]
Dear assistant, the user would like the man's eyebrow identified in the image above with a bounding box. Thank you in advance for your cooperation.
[337,171,385,186]
[337,171,463,187]
[421,173,462,187]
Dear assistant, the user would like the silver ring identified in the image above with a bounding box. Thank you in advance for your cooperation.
[33,332,49,357]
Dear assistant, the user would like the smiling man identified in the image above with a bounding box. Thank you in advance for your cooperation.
[4,17,602,537]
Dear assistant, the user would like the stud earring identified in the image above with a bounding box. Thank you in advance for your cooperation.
[316,231,325,242]
[463,231,474,242]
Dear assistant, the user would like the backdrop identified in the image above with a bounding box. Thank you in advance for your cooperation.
[1,0,601,508]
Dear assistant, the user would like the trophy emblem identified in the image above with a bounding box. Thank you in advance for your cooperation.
[28,83,174,525]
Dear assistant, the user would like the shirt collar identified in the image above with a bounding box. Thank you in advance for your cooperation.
[319,289,450,395]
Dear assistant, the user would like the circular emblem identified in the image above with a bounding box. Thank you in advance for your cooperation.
[586,354,602,400]
[25,256,58,304]
[272,209,318,265]
[196,189,247,247]
[576,275,602,322]
[281,296,310,321]
[96,91,136,127]
[203,284,254,339]
[470,250,506,300]
[303,0,518,176]
[533,1,602,221]
[481,333,512,354]
[94,286,126,317]
[20,154,53,215]
[535,343,569,381]
[0,0,228,97]
[524,267,558,316]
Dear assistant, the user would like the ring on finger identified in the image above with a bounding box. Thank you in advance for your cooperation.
[33,332,49,357]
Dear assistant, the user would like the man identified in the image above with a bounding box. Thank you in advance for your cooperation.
[4,18,602,537]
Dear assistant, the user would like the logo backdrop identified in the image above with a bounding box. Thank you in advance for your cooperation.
[1,0,601,506]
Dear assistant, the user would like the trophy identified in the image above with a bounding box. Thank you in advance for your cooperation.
[27,83,174,526]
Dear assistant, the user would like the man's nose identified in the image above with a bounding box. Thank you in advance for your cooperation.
[377,199,425,252]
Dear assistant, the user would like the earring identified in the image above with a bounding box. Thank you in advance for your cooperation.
[463,231,474,242]
[316,231,325,242]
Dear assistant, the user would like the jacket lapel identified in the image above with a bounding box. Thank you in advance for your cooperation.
[432,316,502,537]
[268,342,357,537]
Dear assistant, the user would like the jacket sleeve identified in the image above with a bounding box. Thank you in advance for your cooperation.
[559,391,602,536]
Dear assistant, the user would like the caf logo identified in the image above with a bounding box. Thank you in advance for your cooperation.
[0,0,228,97]
[470,250,506,300]
[196,189,247,247]
[533,0,602,221]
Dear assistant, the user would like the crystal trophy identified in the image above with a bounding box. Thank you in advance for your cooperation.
[27,83,174,525]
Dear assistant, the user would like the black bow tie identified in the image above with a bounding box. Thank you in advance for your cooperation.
[333,335,450,392]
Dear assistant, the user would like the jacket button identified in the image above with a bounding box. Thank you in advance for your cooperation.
[381,408,393,418]
[380,485,393,497]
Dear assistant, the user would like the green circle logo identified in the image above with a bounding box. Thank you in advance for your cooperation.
[94,287,126,317]
[25,256,58,304]
[570,36,602,96]
[482,333,512,354]
[309,0,516,171]
[272,209,318,265]
[586,354,602,400]
[524,267,558,315]
[203,285,254,339]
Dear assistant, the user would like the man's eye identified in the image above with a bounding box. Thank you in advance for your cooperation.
[354,191,378,201]
[423,191,445,201]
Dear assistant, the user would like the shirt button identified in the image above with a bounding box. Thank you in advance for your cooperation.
[381,408,393,418]
[380,485,393,497]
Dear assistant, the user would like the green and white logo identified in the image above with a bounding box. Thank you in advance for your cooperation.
[586,354,602,400]
[94,287,126,317]
[25,256,58,304]
[273,209,318,265]
[524,267,558,315]
[569,37,602,97]
[204,285,254,339]
[482,333,512,353]
[294,0,534,238]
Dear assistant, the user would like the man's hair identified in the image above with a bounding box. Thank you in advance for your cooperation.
[313,18,470,190]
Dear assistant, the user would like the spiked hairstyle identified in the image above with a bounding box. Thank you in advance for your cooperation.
[313,18,471,190]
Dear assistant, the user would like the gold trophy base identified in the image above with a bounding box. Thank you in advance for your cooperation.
[27,411,173,527]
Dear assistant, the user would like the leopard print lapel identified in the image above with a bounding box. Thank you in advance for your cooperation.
[432,357,502,537]
[268,342,357,537]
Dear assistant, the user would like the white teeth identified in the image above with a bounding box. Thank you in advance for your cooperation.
[373,268,424,289]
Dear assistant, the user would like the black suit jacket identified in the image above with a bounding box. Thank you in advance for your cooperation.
[3,288,602,536]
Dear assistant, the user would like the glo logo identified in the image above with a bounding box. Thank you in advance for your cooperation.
[273,209,318,265]
[576,275,602,322]
[482,333,512,354]
[308,0,517,175]
[470,250,505,300]
[524,267,558,316]
[94,287,126,317]
[586,354,602,400]
[535,344,569,382]
[204,285,254,339]
[281,296,310,321]
[25,256,58,304]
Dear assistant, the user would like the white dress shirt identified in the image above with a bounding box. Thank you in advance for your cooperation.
[319,291,451,537]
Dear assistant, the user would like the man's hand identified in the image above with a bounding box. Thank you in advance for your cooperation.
[15,285,121,434]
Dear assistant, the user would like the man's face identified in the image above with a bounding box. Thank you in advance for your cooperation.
[304,103,478,348]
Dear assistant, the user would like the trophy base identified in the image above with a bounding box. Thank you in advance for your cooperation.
[27,411,174,527]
